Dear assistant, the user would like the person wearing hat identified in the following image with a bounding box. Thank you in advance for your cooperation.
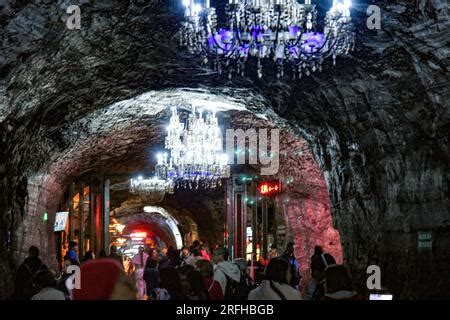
[73,259,136,300]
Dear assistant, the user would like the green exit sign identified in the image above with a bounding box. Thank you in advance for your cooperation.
[417,231,432,252]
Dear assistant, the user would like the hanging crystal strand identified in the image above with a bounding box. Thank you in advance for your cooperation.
[257,56,263,78]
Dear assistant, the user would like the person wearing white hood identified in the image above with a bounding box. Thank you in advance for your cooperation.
[213,247,241,297]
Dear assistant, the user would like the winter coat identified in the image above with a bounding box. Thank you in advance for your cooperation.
[214,261,241,296]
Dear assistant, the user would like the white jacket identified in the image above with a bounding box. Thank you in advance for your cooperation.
[248,280,302,300]
[214,261,241,295]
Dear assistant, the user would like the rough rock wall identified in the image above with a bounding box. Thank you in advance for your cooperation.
[0,0,448,299]
[266,1,450,298]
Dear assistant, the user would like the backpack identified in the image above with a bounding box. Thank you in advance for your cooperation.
[223,272,250,300]
[22,263,46,299]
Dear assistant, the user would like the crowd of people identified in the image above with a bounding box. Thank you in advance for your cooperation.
[13,241,362,300]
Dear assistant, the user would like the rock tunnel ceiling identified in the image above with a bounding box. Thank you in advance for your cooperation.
[0,0,449,301]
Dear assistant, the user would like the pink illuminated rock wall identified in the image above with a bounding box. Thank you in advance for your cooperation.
[276,132,343,290]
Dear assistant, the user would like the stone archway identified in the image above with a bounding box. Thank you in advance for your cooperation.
[115,206,183,250]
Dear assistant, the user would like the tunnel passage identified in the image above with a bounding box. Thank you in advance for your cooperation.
[1,91,342,297]
[0,0,449,300]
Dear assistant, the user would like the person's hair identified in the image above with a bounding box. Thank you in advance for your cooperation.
[69,241,77,249]
[178,264,195,275]
[213,247,229,261]
[146,258,158,269]
[186,270,209,300]
[270,244,277,250]
[82,251,95,262]
[264,258,290,284]
[181,246,189,251]
[159,267,184,300]
[99,250,107,258]
[28,246,40,258]
[314,245,323,255]
[324,265,355,293]
[192,240,200,247]
[286,242,294,250]
[110,245,117,253]
[192,248,201,257]
[311,253,336,279]
[195,259,214,277]
[35,269,56,288]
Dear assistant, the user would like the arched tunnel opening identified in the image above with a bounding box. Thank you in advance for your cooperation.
[0,0,449,302]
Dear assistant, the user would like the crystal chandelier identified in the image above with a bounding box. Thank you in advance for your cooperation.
[155,107,230,189]
[129,176,175,195]
[180,0,354,79]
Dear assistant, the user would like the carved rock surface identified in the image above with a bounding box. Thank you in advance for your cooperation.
[0,0,449,299]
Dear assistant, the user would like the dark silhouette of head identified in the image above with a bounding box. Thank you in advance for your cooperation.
[285,242,295,255]
[35,269,56,288]
[192,248,201,257]
[186,270,209,299]
[265,258,290,284]
[159,266,184,300]
[69,241,78,250]
[324,264,355,294]
[28,246,40,258]
[314,245,323,255]
[195,259,214,278]
[82,250,95,262]
[213,246,229,263]
[146,258,158,269]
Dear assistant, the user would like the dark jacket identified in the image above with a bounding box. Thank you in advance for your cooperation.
[144,267,158,298]
[108,253,123,268]
[281,253,301,288]
[14,257,47,300]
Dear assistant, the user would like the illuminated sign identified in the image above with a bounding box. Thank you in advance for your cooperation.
[258,180,282,196]
[418,231,432,252]
[53,211,69,232]
[130,232,147,239]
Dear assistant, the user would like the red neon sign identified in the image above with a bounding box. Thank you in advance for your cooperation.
[258,180,282,196]
[130,232,147,239]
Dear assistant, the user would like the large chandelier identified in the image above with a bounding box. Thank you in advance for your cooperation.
[180,0,354,79]
[129,176,174,195]
[155,107,230,189]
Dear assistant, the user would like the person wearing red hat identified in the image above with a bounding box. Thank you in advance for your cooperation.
[73,258,136,300]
